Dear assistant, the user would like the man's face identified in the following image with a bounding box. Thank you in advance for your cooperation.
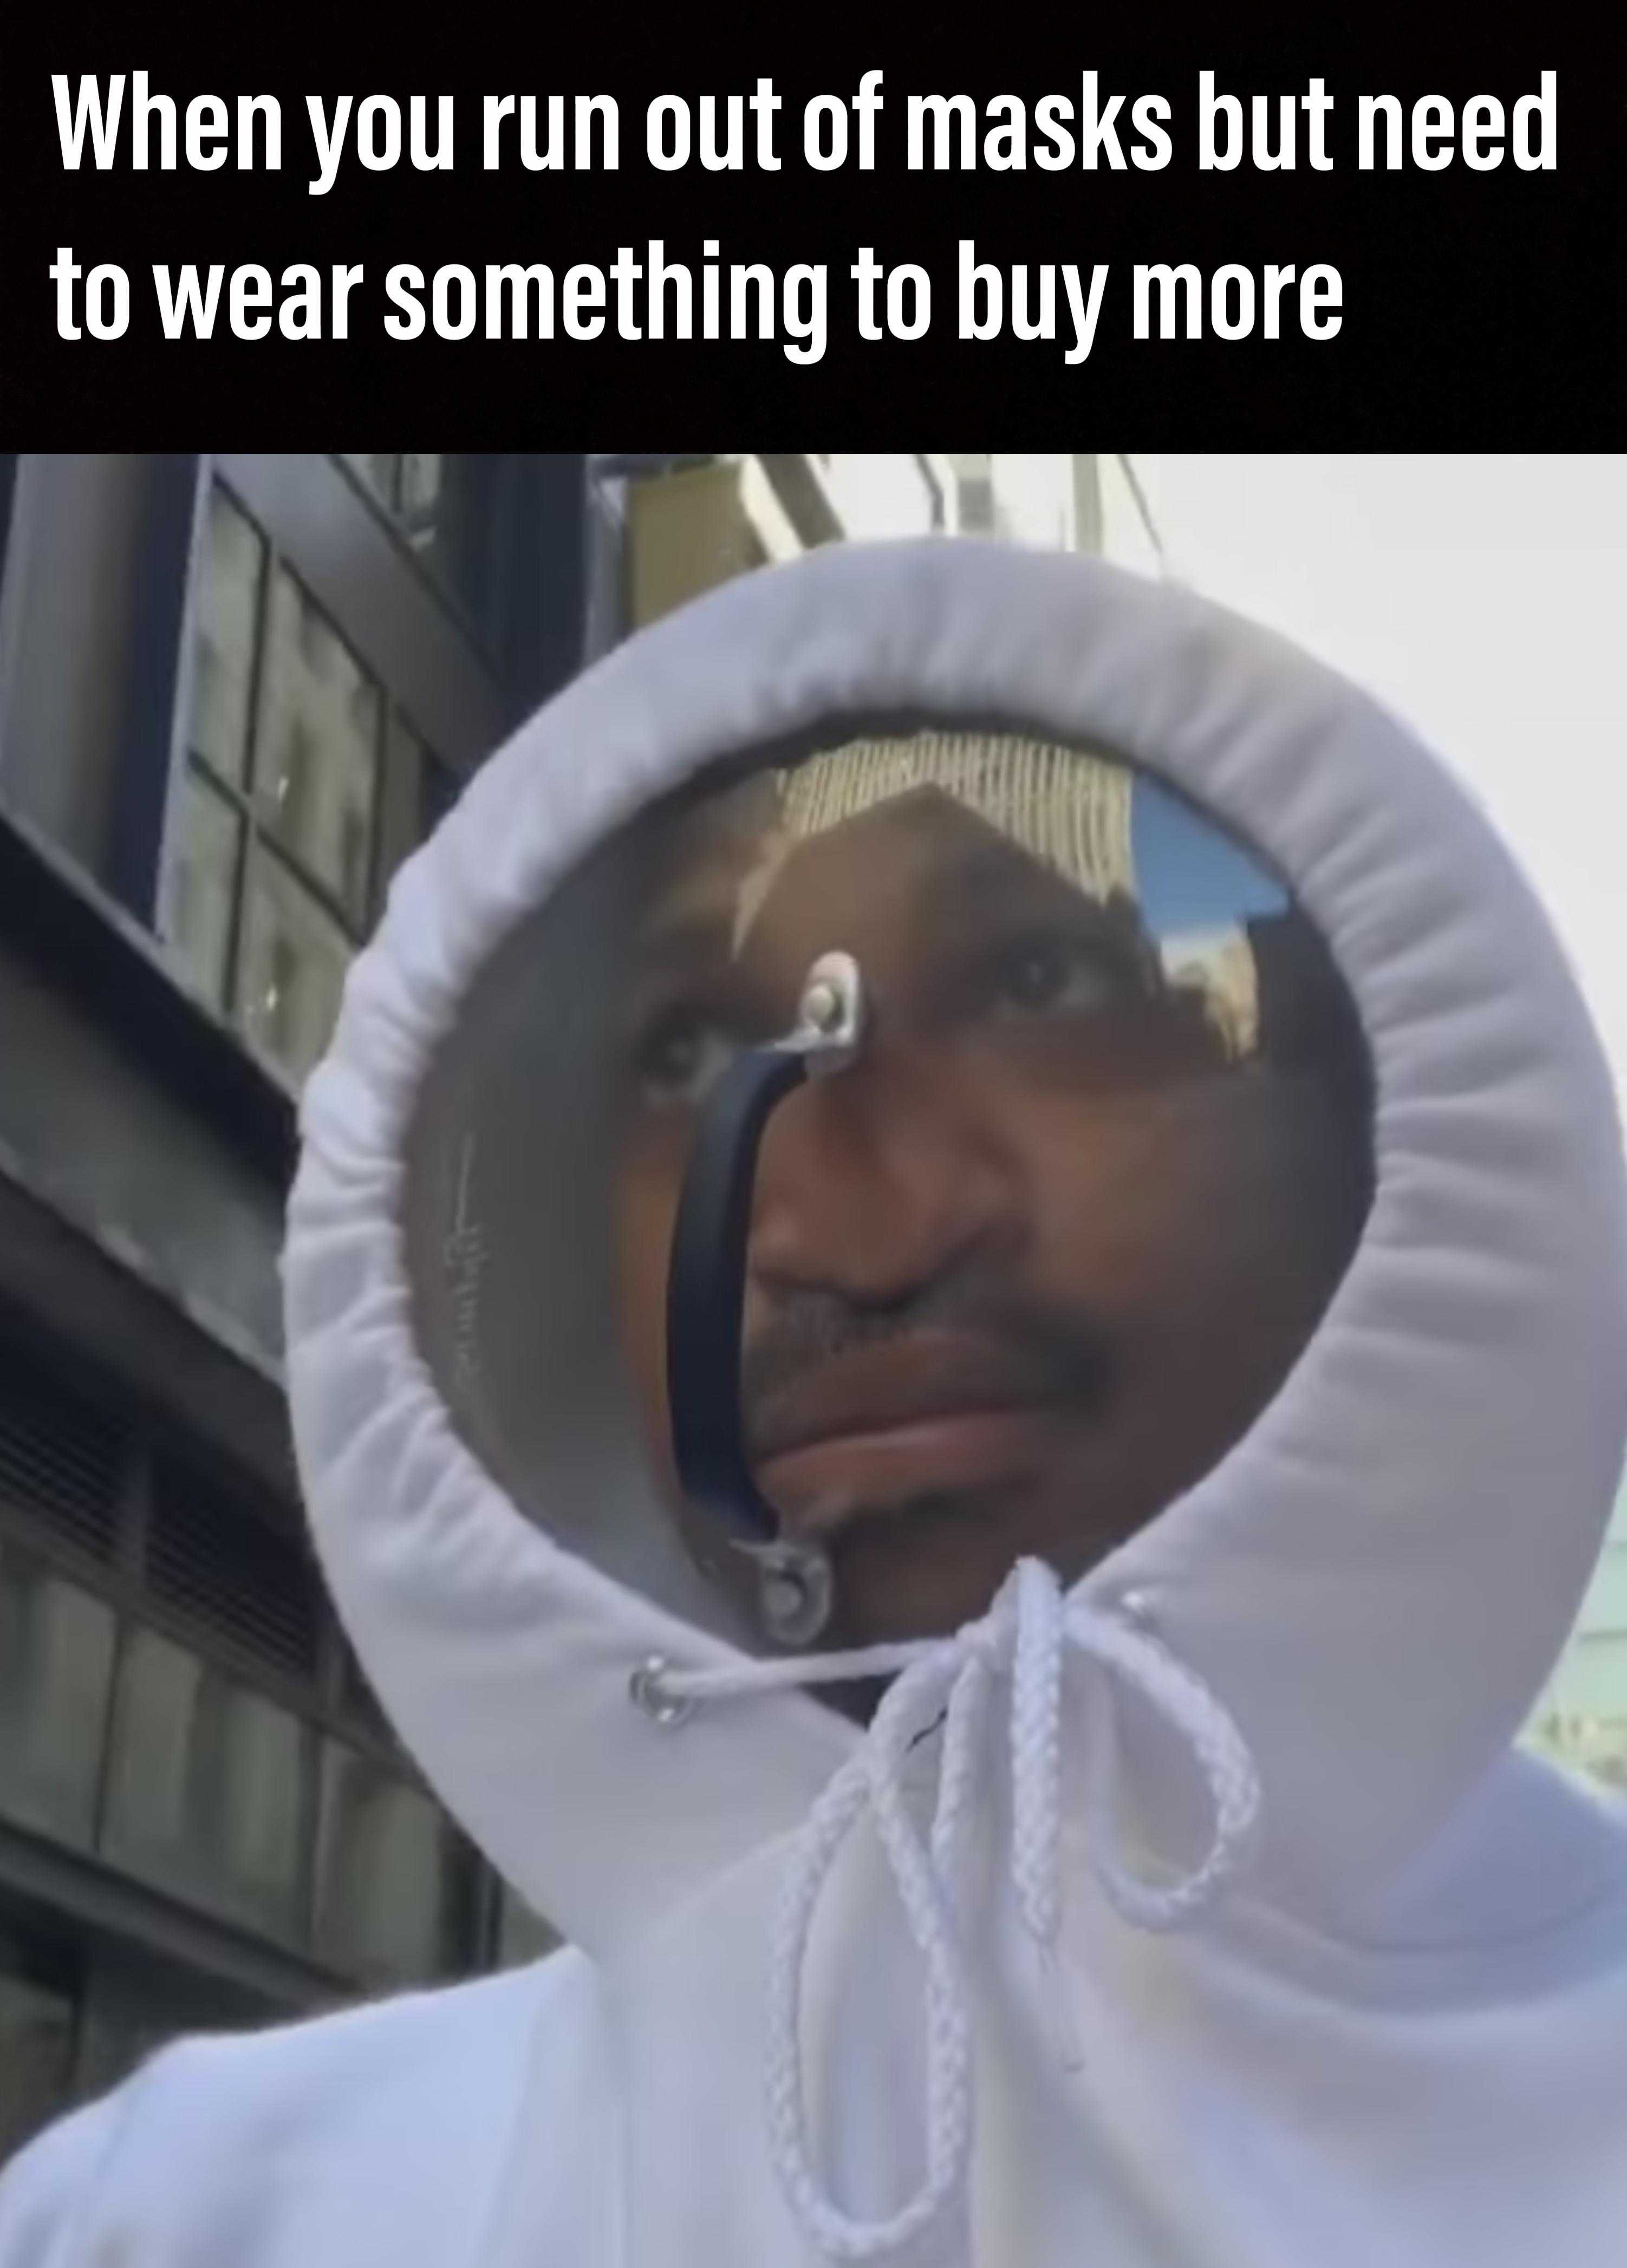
[611,775,1369,1646]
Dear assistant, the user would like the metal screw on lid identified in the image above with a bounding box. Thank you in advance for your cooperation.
[629,1655,692,1726]
[763,1569,809,1624]
[785,951,867,1076]
[733,1536,835,1647]
[801,977,843,1032]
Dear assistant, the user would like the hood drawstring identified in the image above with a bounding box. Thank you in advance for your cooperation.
[644,1558,1262,2263]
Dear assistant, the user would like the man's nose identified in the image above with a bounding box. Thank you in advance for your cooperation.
[746,1043,1022,1307]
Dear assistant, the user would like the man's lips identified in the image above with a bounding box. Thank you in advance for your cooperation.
[754,1412,1068,1536]
[745,1330,1084,1524]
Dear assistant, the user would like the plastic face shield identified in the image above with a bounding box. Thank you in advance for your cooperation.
[404,728,1374,1651]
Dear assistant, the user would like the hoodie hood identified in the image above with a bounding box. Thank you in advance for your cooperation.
[283,539,1627,1959]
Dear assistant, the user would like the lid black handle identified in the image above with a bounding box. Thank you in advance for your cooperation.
[665,953,866,1543]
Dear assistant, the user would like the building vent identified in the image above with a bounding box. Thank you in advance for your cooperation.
[146,1458,321,1682]
[0,1341,125,1562]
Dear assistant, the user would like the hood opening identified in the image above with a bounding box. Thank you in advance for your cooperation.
[400,718,1374,1665]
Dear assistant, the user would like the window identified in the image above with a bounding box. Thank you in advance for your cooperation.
[0,1935,274,2168]
[73,1948,264,2109]
[235,849,354,1097]
[188,483,262,786]
[255,567,381,922]
[0,1539,116,1846]
[0,1947,76,2164]
[164,764,242,1012]
[496,1882,561,1969]
[339,454,514,654]
[161,478,451,1089]
[101,1627,308,1936]
[346,453,445,550]
[0,1320,511,1990]
[314,1739,477,1984]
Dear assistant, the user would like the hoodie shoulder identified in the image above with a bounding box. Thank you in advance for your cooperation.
[0,2093,129,2267]
[0,1948,606,2268]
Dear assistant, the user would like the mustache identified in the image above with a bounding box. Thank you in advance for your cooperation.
[739,1266,1115,1445]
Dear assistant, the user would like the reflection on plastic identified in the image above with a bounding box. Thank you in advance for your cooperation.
[405,728,1373,1652]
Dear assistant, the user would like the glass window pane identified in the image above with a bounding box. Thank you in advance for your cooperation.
[187,485,264,786]
[374,714,457,905]
[235,850,352,1090]
[341,455,506,647]
[373,711,429,907]
[0,1540,115,1846]
[73,1984,177,2104]
[159,763,242,1011]
[496,1883,561,1969]
[421,749,457,837]
[397,455,444,542]
[343,454,401,511]
[75,1950,265,2105]
[314,1740,463,1983]
[252,566,381,924]
[101,1625,307,1937]
[0,1968,76,2166]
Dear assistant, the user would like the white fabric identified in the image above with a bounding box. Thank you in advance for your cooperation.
[7,542,1627,2267]
[680,1559,1260,2261]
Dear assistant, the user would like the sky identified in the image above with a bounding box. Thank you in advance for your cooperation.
[1123,454,1627,1110]
[1131,773,1287,936]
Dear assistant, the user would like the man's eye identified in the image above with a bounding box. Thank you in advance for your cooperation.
[632,1007,742,1107]
[986,934,1121,1019]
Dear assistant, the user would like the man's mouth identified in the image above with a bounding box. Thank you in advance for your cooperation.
[745,1329,1092,1532]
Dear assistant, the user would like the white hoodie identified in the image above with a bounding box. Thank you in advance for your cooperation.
[5,540,1627,2268]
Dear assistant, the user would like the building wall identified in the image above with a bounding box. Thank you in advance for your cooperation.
[0,453,597,2165]
[0,456,160,884]
[0,933,287,1374]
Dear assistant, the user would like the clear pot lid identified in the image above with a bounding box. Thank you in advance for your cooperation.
[404,726,1373,1653]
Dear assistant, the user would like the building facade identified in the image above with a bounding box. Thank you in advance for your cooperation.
[0,452,604,2163]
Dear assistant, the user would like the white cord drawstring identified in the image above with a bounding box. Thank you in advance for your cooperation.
[640,1558,1261,2263]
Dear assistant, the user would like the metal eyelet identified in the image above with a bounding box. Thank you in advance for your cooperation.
[629,1655,693,1726]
